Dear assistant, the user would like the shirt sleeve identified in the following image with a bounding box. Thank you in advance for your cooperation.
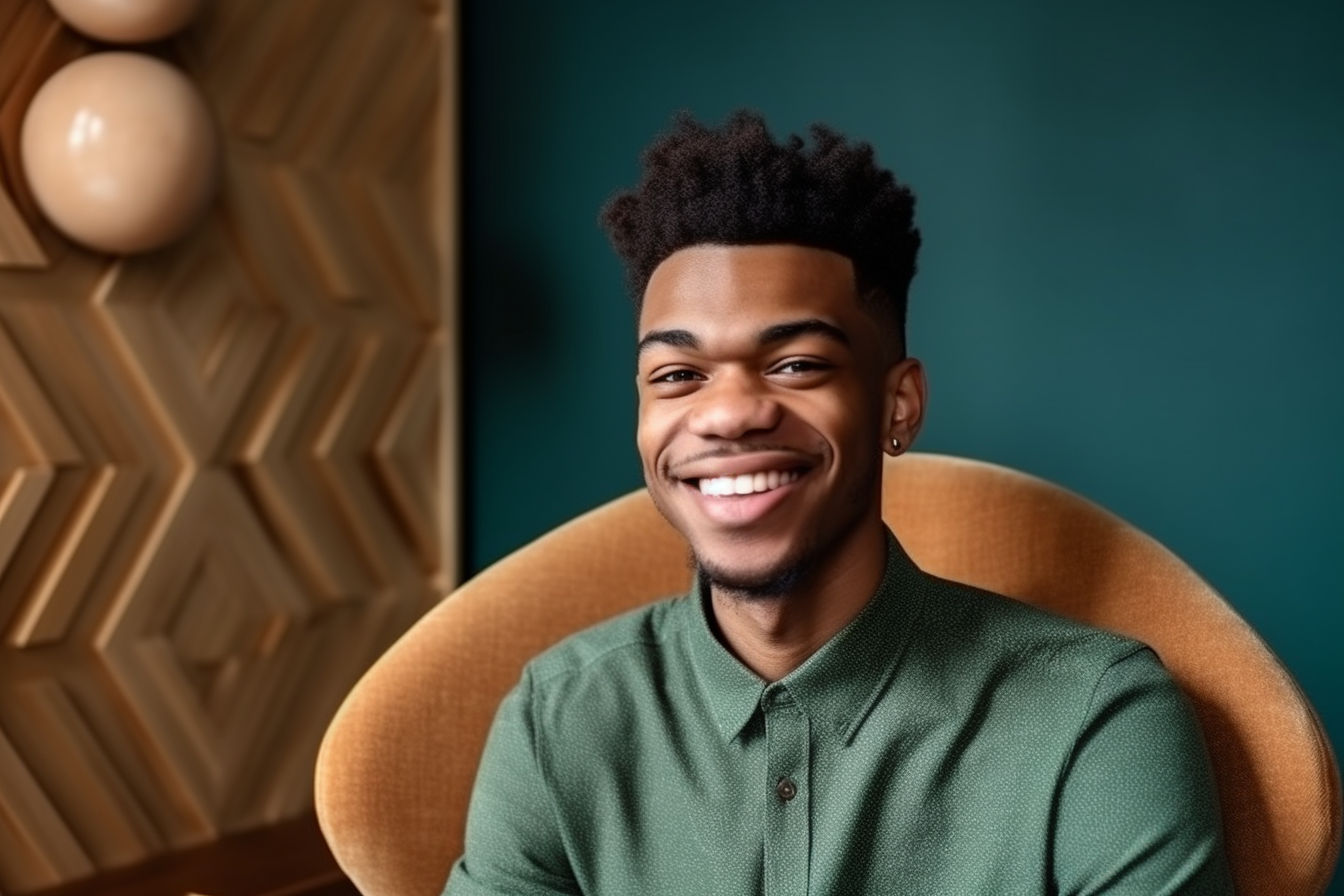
[1051,646,1235,895]
[441,669,581,896]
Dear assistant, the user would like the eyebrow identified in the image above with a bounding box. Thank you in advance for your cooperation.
[758,318,850,348]
[636,328,699,357]
[636,318,850,358]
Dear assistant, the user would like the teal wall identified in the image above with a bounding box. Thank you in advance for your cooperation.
[462,1,1342,884]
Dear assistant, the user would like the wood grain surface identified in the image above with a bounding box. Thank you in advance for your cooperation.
[0,0,454,891]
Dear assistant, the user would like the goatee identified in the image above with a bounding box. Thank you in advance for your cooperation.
[694,554,818,601]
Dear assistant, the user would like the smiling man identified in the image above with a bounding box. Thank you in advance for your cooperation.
[443,112,1232,895]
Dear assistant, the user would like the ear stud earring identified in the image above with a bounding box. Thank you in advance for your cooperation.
[891,438,900,451]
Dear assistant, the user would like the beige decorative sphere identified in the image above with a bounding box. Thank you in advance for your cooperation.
[20,52,218,255]
[46,0,202,43]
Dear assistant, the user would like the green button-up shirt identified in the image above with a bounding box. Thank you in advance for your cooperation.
[445,532,1232,895]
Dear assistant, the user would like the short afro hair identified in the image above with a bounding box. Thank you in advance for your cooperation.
[601,110,921,351]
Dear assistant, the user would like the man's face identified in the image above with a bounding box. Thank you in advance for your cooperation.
[636,244,895,595]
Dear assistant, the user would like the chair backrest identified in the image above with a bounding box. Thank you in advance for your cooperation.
[314,453,1341,896]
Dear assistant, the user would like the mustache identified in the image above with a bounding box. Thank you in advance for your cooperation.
[672,444,804,466]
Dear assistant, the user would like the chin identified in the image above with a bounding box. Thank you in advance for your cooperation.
[694,544,819,600]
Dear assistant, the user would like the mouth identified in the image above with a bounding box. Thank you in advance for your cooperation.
[689,469,803,497]
[671,457,813,528]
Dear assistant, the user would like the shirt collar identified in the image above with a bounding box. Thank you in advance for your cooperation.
[681,528,928,744]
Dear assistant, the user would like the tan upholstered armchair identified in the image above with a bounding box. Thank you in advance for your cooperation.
[314,453,1342,895]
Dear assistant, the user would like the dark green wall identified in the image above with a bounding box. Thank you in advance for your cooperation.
[463,2,1342,884]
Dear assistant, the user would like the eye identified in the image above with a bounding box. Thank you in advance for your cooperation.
[652,368,703,384]
[770,358,833,376]
[644,367,706,395]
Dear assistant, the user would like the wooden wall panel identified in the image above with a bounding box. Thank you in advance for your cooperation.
[0,1,453,891]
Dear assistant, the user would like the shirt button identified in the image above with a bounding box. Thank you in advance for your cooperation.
[776,776,798,802]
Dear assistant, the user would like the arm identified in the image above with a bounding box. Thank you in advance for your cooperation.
[1052,647,1235,895]
[442,670,581,896]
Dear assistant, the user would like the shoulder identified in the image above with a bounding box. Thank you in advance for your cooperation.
[890,574,1207,810]
[918,572,1152,676]
[900,572,1175,738]
[507,594,696,756]
[523,593,688,692]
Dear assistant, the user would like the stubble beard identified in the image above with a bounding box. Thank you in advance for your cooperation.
[694,542,818,601]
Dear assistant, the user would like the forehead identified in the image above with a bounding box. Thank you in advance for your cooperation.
[638,244,861,335]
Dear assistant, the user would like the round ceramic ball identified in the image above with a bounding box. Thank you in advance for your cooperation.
[46,0,202,43]
[20,52,218,255]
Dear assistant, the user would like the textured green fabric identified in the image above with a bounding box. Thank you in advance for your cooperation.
[444,533,1233,895]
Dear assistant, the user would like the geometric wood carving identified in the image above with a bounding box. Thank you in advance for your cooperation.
[0,0,452,891]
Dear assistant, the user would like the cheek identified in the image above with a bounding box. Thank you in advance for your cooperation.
[792,390,875,449]
[635,404,669,470]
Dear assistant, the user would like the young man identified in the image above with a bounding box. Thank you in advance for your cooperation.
[444,112,1232,895]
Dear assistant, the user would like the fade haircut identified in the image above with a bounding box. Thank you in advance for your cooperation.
[600,110,921,355]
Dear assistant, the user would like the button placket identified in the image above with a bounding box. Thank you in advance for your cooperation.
[762,686,810,896]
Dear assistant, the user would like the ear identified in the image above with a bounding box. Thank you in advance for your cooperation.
[881,358,926,456]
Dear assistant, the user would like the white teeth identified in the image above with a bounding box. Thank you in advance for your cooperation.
[697,470,800,496]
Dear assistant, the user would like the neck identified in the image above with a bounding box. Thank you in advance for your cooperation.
[708,517,887,682]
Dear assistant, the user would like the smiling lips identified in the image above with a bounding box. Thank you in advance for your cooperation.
[672,451,814,528]
[675,458,811,527]
[697,470,802,496]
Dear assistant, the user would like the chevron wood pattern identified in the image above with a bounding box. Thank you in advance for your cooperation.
[0,0,453,891]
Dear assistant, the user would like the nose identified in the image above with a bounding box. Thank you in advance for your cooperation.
[686,371,781,440]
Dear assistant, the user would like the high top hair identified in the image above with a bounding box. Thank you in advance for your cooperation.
[601,110,921,354]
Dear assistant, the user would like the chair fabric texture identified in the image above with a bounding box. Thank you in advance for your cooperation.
[314,453,1342,896]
